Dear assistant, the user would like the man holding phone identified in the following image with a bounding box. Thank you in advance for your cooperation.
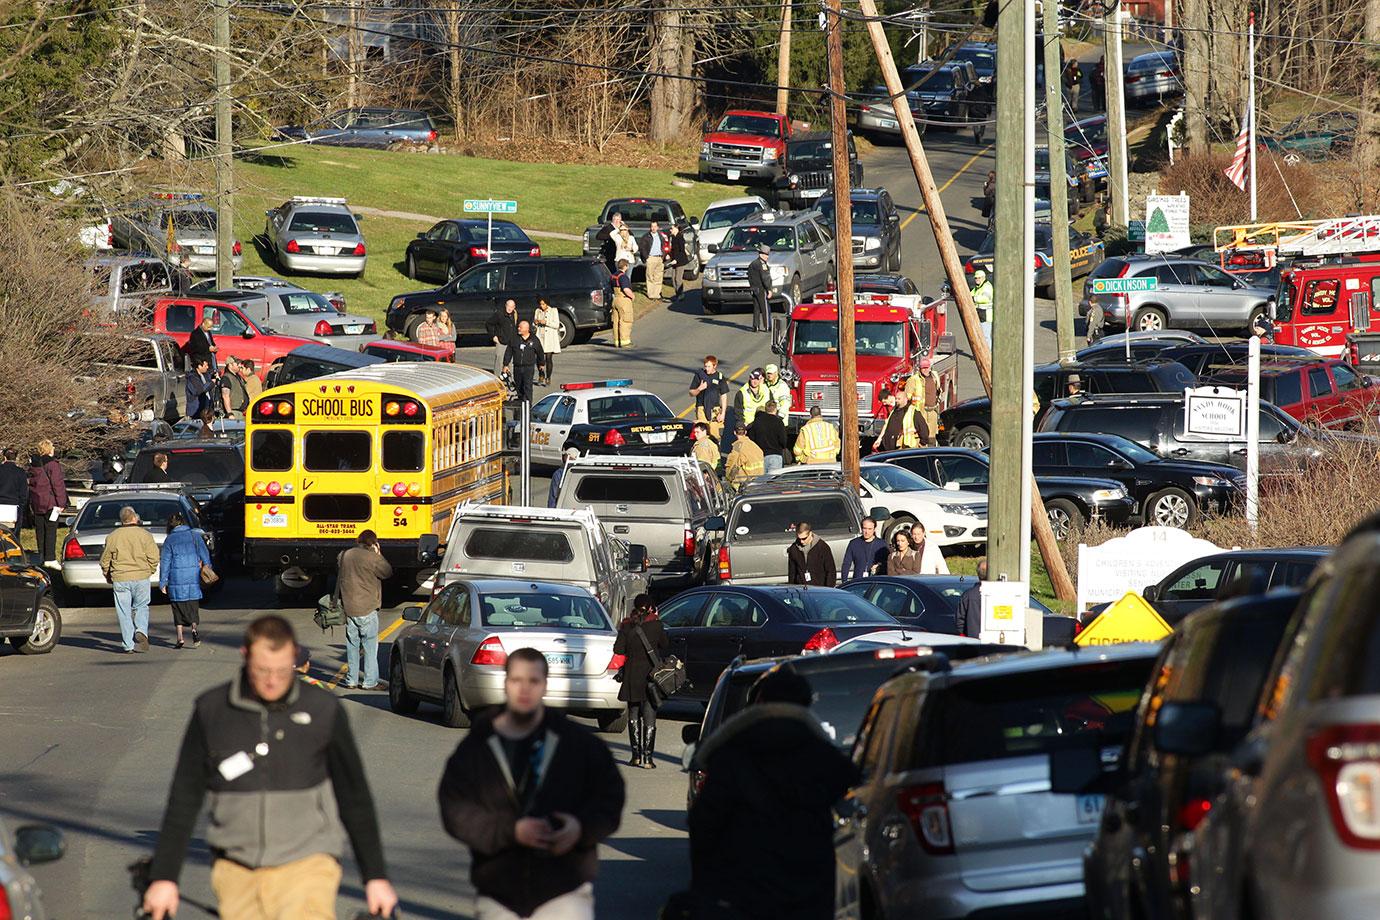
[438,647,625,920]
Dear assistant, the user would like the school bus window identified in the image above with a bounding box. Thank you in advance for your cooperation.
[251,430,293,471]
[305,431,371,472]
[383,431,425,472]
[304,494,373,522]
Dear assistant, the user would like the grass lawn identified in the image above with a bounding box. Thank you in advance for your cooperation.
[224,144,756,323]
[947,548,1072,615]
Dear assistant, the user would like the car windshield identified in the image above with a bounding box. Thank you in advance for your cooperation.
[816,198,882,225]
[701,202,764,231]
[787,139,834,165]
[464,222,530,243]
[860,463,939,492]
[791,320,904,356]
[732,496,854,539]
[715,114,781,137]
[288,211,357,234]
[609,201,672,223]
[721,225,795,252]
[1068,119,1108,147]
[806,663,905,749]
[280,291,333,314]
[478,592,611,630]
[952,48,995,74]
[78,498,189,530]
[587,394,673,424]
[170,209,217,231]
[906,68,955,91]
[130,448,242,486]
[777,590,894,624]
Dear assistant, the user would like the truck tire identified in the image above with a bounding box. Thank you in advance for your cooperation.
[557,310,577,349]
[1246,307,1267,336]
[405,253,418,280]
[403,312,423,341]
[953,424,991,451]
[790,275,802,307]
[10,597,61,655]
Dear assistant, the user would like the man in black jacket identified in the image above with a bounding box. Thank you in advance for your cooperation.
[0,447,27,539]
[486,299,520,377]
[787,522,836,587]
[594,211,624,273]
[186,315,218,373]
[747,400,789,473]
[955,558,987,637]
[689,667,858,920]
[438,647,625,920]
[667,224,692,299]
[141,615,397,920]
[503,320,545,404]
[747,243,774,333]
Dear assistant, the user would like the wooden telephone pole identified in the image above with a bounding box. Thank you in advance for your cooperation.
[1043,0,1076,363]
[777,0,793,115]
[213,0,233,291]
[826,0,859,490]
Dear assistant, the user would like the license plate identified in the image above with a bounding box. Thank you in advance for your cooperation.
[879,118,897,129]
[1076,794,1106,824]
[726,169,740,181]
[195,246,213,254]
[642,431,675,444]
[261,513,288,528]
[803,188,825,198]
[315,246,339,255]
[544,653,575,668]
[346,324,363,334]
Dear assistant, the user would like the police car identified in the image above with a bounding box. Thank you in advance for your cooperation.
[524,379,693,465]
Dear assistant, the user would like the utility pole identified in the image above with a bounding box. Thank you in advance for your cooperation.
[346,0,362,110]
[857,0,1075,602]
[1103,0,1130,225]
[213,0,233,291]
[826,0,859,490]
[776,0,792,115]
[1043,0,1076,363]
[1182,0,1207,153]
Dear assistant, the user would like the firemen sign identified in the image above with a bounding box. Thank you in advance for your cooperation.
[1145,193,1191,254]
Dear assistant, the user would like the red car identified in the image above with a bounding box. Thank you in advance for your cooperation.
[151,297,315,380]
[1205,357,1380,430]
[359,339,454,362]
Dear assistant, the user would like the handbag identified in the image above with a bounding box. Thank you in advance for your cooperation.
[314,551,347,631]
[199,562,219,586]
[635,624,687,707]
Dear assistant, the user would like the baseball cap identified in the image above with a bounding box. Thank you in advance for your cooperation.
[750,367,765,379]
[764,363,779,376]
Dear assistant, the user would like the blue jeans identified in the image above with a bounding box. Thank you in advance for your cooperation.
[345,611,379,688]
[114,580,151,651]
[763,454,784,474]
[981,321,992,349]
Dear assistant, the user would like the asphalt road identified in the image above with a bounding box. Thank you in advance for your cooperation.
[1,132,1065,919]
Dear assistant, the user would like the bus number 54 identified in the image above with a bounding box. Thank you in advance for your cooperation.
[392,516,408,527]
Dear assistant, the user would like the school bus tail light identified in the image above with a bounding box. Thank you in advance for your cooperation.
[383,399,423,420]
[256,398,294,421]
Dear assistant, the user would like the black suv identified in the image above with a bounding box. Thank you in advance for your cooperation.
[1037,392,1323,475]
[123,441,246,558]
[263,342,383,389]
[385,257,613,348]
[772,132,862,210]
[902,61,976,129]
[0,530,61,655]
[939,359,1198,450]
[1031,432,1244,527]
[817,188,902,274]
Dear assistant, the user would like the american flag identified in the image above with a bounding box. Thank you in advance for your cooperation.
[1224,109,1250,191]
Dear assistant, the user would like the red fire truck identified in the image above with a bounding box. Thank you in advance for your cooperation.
[769,290,957,438]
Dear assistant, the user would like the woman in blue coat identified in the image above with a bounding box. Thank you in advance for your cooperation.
[160,511,210,649]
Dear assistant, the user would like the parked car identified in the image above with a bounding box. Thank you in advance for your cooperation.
[151,297,316,380]
[772,132,863,210]
[840,573,1065,636]
[188,275,348,314]
[387,578,626,731]
[852,272,919,296]
[0,813,65,915]
[200,287,377,350]
[696,196,770,267]
[950,40,996,84]
[1030,432,1243,527]
[1261,111,1356,163]
[701,209,836,313]
[856,84,931,141]
[262,342,384,388]
[1157,340,1314,377]
[1037,143,1097,204]
[523,381,693,466]
[1132,547,1326,625]
[901,61,978,132]
[82,332,187,421]
[122,440,245,559]
[262,197,367,277]
[404,218,540,283]
[657,584,896,702]
[271,107,437,149]
[1081,255,1276,335]
[869,446,1136,539]
[834,643,1161,919]
[386,257,612,348]
[358,339,453,363]
[816,188,903,273]
[966,223,1105,297]
[0,530,61,655]
[698,109,792,183]
[1204,356,1380,430]
[1066,113,1110,184]
[580,198,700,274]
[111,192,242,275]
[87,254,172,317]
[1124,50,1183,103]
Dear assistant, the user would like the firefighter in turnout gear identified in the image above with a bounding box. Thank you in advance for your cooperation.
[793,407,841,465]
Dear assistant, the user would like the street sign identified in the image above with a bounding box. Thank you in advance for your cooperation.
[463,199,518,214]
[1145,193,1191,253]
[1090,276,1158,294]
[1127,220,1146,242]
[1073,592,1173,646]
[1184,385,1246,438]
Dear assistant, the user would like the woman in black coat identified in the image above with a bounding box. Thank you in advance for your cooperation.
[612,593,669,769]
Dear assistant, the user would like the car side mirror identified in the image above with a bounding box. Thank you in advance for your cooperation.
[418,532,439,565]
[682,724,701,745]
[868,506,891,521]
[416,232,426,239]
[1142,584,1158,602]
[627,543,649,572]
[707,244,720,254]
[943,481,960,492]
[1276,430,1293,444]
[1153,701,1221,756]
[241,329,255,339]
[402,606,423,622]
[689,216,699,225]
[1049,739,1104,794]
[14,825,65,866]
[705,515,726,532]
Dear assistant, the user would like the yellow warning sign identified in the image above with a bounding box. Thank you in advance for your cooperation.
[1073,592,1173,647]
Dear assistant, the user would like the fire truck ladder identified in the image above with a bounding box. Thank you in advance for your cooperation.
[1214,214,1380,261]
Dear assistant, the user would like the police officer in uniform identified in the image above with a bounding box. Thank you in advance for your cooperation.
[503,320,545,403]
[747,243,773,333]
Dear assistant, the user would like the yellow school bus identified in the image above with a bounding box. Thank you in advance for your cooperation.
[243,362,506,592]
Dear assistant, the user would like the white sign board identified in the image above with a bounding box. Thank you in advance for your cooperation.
[1145,193,1191,253]
[1184,385,1246,438]
[1077,526,1224,613]
[979,580,1029,647]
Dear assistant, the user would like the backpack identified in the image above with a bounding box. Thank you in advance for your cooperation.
[314,551,347,630]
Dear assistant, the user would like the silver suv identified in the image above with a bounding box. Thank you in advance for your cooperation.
[1082,256,1275,336]
[262,196,367,277]
[700,209,835,314]
[834,643,1160,919]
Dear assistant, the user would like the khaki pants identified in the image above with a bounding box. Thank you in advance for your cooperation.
[612,294,635,346]
[644,256,665,299]
[695,406,724,441]
[211,853,341,920]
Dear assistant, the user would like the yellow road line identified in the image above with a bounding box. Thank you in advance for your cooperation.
[677,361,752,419]
[326,614,406,690]
[899,142,995,230]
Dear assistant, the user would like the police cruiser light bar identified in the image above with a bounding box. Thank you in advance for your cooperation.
[290,196,348,205]
[561,379,633,391]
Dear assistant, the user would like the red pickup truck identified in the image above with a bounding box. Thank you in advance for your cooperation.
[152,297,315,380]
[698,110,791,183]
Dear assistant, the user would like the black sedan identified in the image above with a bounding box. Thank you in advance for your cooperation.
[1032,432,1244,527]
[838,574,1074,644]
[656,585,897,703]
[869,446,1136,539]
[404,218,540,283]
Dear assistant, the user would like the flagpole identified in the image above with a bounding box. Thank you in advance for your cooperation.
[1248,9,1257,221]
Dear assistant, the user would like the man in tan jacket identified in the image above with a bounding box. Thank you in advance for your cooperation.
[724,424,765,490]
[100,506,160,653]
[337,529,394,690]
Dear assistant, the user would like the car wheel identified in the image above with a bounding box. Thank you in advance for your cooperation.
[405,252,417,280]
[447,261,461,283]
[1283,152,1302,166]
[441,667,471,728]
[557,311,577,349]
[1247,308,1267,336]
[10,597,61,655]
[882,514,917,542]
[1045,498,1084,541]
[388,652,420,715]
[1147,487,1196,528]
[888,246,902,272]
[404,313,424,342]
[790,275,802,306]
[954,424,990,451]
[597,708,629,733]
[1037,283,1055,300]
[1134,307,1168,332]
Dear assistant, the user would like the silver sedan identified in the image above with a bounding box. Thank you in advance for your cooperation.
[263,197,367,277]
[59,491,213,599]
[388,578,627,733]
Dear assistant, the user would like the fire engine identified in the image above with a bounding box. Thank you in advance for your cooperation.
[769,290,957,436]
[1215,214,1380,358]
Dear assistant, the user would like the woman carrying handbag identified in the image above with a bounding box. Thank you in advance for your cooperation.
[613,593,669,769]
[159,511,213,649]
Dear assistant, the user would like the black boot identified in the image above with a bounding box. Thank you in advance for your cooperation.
[642,715,657,769]
[625,711,642,766]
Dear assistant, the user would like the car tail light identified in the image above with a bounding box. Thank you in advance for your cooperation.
[684,528,696,557]
[472,636,508,667]
[1307,724,1380,848]
[898,782,954,854]
[0,886,13,920]
[364,321,377,334]
[964,260,975,274]
[1035,252,1048,270]
[529,245,541,257]
[232,240,242,256]
[591,288,605,306]
[693,769,708,795]
[1176,796,1212,831]
[285,239,300,253]
[717,545,731,579]
[106,224,114,248]
[427,129,438,142]
[1116,262,1131,278]
[802,627,839,653]
[875,646,925,660]
[63,537,85,560]
[607,653,627,672]
[329,296,347,313]
[352,242,366,256]
[604,429,626,447]
[470,246,489,259]
[314,320,333,336]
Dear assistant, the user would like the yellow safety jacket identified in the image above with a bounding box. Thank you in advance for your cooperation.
[738,382,772,427]
[764,378,791,413]
[972,280,994,320]
[794,417,842,464]
[725,438,765,486]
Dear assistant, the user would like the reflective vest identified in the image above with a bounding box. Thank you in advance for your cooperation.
[794,417,841,464]
[764,377,791,413]
[738,382,772,427]
[900,409,921,449]
[972,280,994,320]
